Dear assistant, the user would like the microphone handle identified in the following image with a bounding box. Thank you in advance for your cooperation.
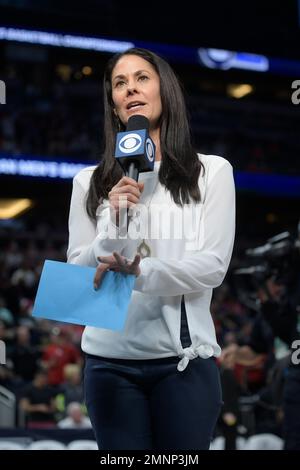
[126,162,139,230]
[127,162,139,181]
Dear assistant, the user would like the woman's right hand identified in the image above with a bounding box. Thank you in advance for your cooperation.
[108,176,144,226]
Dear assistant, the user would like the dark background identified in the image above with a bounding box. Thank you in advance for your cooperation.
[0,0,300,59]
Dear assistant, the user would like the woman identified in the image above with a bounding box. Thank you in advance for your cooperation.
[67,47,236,450]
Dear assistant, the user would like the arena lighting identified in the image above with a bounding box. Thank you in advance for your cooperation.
[0,27,134,53]
[227,83,254,98]
[0,154,300,197]
[0,198,33,219]
[82,66,92,76]
[0,26,268,73]
[234,172,300,197]
[0,155,89,179]
[198,48,269,72]
[1,26,300,75]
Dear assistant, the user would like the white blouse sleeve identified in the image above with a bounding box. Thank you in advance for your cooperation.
[134,160,236,296]
[67,175,128,266]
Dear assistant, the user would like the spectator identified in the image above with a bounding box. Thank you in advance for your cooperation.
[57,402,92,429]
[10,326,40,383]
[19,369,57,428]
[42,328,81,386]
[61,363,84,407]
[0,296,14,326]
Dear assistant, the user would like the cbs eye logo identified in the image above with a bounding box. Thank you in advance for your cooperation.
[119,133,142,153]
[146,138,155,162]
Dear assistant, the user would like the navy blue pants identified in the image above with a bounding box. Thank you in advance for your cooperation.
[84,354,222,450]
[283,366,300,450]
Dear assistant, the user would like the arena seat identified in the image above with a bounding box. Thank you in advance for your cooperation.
[27,440,66,450]
[209,436,247,450]
[67,439,98,450]
[0,441,24,450]
[209,436,225,450]
[243,433,283,450]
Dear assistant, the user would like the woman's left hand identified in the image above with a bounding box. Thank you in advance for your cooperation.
[94,251,141,290]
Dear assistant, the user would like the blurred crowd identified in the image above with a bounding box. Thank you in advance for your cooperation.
[0,218,297,442]
[0,75,101,160]
[0,65,299,175]
[0,221,92,429]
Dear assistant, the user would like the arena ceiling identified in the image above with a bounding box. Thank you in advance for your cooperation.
[0,0,299,60]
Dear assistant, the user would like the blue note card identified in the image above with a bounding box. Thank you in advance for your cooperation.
[32,260,135,330]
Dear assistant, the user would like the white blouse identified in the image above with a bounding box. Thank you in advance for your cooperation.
[67,154,236,371]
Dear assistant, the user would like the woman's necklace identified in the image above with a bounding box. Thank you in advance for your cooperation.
[137,239,151,259]
[136,177,159,259]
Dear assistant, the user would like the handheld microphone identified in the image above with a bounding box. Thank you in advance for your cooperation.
[114,114,155,181]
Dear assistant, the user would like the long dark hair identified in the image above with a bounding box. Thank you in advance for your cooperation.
[86,47,204,219]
